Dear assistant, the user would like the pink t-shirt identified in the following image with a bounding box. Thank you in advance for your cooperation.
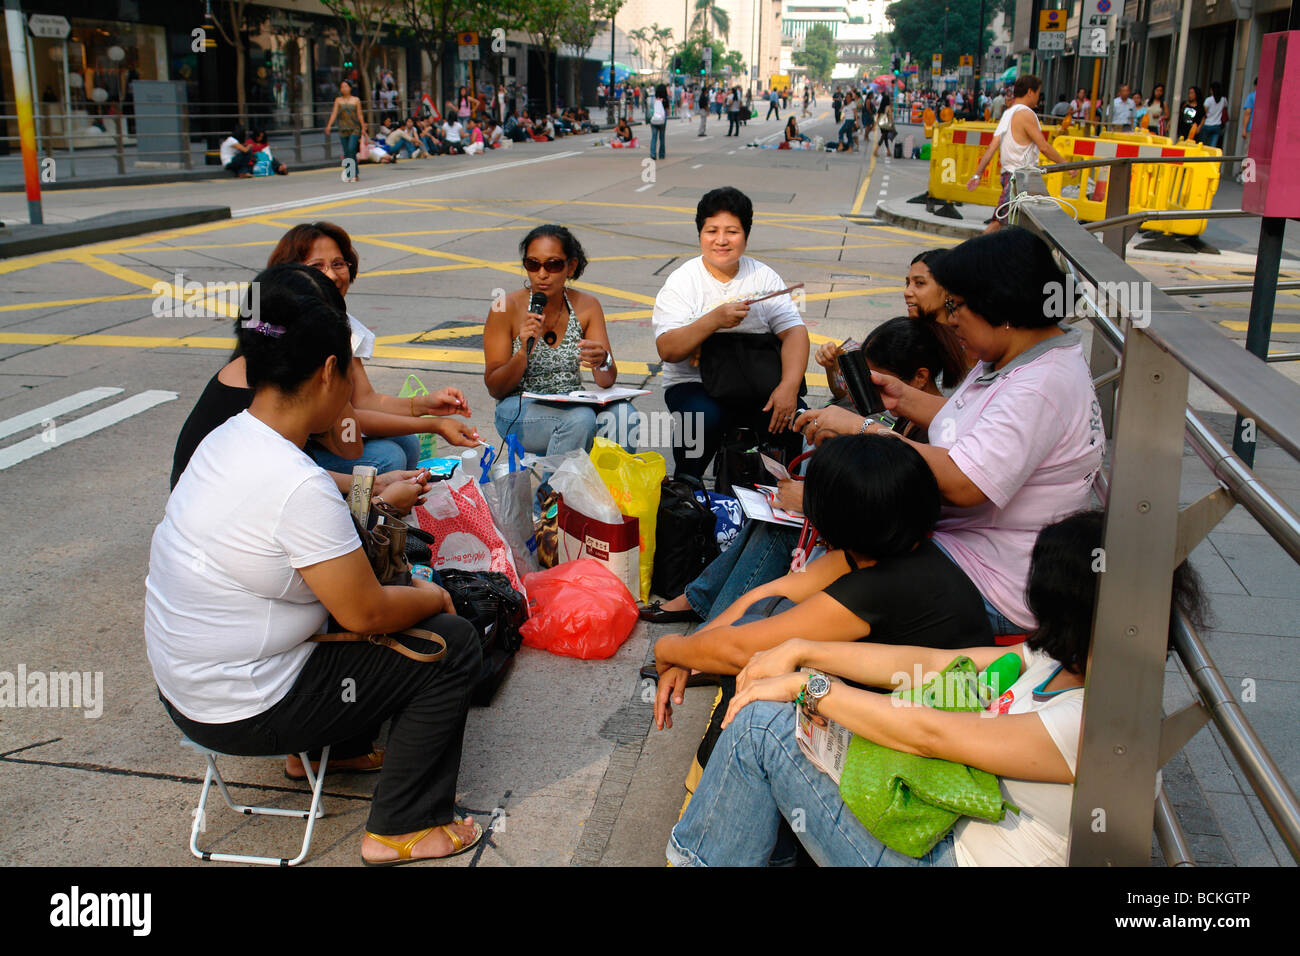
[931,329,1102,629]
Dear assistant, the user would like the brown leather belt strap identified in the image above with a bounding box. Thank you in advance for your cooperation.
[310,627,447,663]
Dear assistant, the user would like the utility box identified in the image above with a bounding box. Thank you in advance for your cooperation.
[1242,31,1299,218]
[130,80,190,168]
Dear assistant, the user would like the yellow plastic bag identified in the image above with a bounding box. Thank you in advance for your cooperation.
[589,437,666,603]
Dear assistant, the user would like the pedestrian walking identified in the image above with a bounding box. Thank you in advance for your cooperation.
[650,83,668,159]
[1201,82,1228,149]
[726,86,742,137]
[324,79,366,182]
[698,86,710,136]
[766,87,780,121]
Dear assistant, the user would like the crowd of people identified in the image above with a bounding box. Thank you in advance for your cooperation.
[145,175,1198,867]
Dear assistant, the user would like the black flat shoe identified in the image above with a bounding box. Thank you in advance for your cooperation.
[638,601,702,624]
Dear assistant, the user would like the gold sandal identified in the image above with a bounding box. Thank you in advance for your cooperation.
[362,819,483,867]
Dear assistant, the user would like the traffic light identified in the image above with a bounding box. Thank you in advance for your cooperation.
[673,55,681,74]
[892,55,901,76]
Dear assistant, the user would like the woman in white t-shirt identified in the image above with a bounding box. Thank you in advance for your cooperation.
[219,125,253,177]
[653,187,811,479]
[147,264,485,865]
[667,510,1206,866]
[1200,82,1229,149]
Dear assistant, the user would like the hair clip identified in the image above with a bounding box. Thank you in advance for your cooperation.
[242,319,286,338]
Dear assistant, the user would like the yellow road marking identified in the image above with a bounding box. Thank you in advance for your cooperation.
[1219,320,1300,332]
[0,292,157,312]
[0,332,235,348]
[850,149,877,216]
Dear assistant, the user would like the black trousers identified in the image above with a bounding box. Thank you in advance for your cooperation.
[727,112,741,135]
[766,102,780,120]
[161,613,481,836]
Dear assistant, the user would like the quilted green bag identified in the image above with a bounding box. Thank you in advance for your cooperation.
[837,655,1018,858]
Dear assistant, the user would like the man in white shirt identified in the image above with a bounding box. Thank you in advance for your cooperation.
[1109,84,1135,131]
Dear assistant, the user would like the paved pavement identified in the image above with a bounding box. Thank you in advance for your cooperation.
[0,108,1295,867]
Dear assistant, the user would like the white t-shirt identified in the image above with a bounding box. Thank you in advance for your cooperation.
[953,644,1084,866]
[1203,95,1226,126]
[443,120,463,143]
[652,256,806,389]
[347,313,375,360]
[219,136,241,166]
[145,411,361,723]
[931,328,1102,628]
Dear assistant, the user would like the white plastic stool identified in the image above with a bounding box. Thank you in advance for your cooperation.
[181,736,330,866]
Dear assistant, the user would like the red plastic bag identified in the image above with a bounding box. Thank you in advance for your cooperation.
[519,559,639,660]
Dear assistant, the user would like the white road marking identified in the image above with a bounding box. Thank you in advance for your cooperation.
[0,387,123,441]
[233,151,584,218]
[691,164,703,169]
[635,183,655,192]
[727,150,736,155]
[0,390,177,471]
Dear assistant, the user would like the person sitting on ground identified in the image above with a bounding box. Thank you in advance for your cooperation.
[441,115,465,153]
[503,112,529,142]
[220,125,254,178]
[418,118,446,155]
[784,116,810,146]
[386,117,426,159]
[652,433,997,730]
[793,226,1104,640]
[653,187,811,481]
[359,131,396,163]
[148,263,486,867]
[484,224,641,457]
[485,118,503,149]
[246,130,289,175]
[615,117,635,143]
[642,314,954,630]
[536,114,556,141]
[667,509,1207,866]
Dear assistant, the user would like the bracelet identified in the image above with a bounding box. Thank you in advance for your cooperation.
[859,417,872,435]
[410,396,417,418]
[598,351,614,372]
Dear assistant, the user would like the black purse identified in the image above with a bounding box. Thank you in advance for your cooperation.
[698,332,808,409]
[651,474,721,600]
[439,569,527,705]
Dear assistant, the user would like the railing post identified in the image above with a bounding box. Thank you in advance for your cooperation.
[1101,158,1131,259]
[181,104,193,170]
[1233,216,1284,467]
[293,109,302,163]
[1068,321,1190,866]
[115,111,126,174]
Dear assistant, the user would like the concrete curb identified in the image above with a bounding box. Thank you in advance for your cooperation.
[0,206,231,259]
[0,159,341,194]
[875,197,984,239]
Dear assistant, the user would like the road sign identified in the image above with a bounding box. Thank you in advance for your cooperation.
[458,45,479,61]
[931,53,941,78]
[1038,10,1066,32]
[1078,0,1117,56]
[703,47,713,69]
[1039,33,1065,52]
[457,32,478,45]
[28,14,71,39]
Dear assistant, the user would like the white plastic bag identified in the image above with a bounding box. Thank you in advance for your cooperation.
[548,453,621,524]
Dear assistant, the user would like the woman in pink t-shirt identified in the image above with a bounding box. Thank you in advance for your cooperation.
[797,227,1103,633]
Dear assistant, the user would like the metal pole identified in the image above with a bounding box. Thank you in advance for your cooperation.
[1171,0,1193,131]
[4,0,43,223]
[608,12,616,127]
[974,0,985,95]
[1233,216,1284,465]
[62,36,76,177]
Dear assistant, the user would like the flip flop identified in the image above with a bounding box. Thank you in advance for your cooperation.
[362,818,484,867]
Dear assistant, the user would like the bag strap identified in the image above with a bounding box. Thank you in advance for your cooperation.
[310,626,447,663]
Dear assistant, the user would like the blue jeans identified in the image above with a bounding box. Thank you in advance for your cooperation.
[668,701,958,866]
[838,119,856,148]
[389,138,420,158]
[494,395,641,457]
[649,123,665,159]
[308,433,422,475]
[932,539,1025,636]
[338,133,360,176]
[1200,125,1223,149]
[684,521,801,621]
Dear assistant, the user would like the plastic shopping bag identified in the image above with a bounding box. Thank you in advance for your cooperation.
[414,468,527,596]
[399,373,435,462]
[479,437,540,576]
[549,450,621,524]
[556,494,640,599]
[589,438,666,603]
[519,559,639,659]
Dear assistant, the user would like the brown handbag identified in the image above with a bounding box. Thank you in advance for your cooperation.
[310,501,447,663]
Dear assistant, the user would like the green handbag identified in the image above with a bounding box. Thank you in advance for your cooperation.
[837,655,1019,859]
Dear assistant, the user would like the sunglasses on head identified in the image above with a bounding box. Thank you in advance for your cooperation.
[523,257,568,274]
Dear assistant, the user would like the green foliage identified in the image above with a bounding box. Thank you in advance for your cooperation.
[792,24,836,85]
[691,0,730,43]
[675,32,740,77]
[886,0,992,75]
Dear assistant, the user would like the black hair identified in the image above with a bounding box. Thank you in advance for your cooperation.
[803,435,940,558]
[910,248,946,268]
[655,84,668,101]
[518,224,588,280]
[1025,511,1209,675]
[929,226,1065,329]
[235,264,352,394]
[695,187,754,238]
[865,317,945,388]
[1012,75,1041,99]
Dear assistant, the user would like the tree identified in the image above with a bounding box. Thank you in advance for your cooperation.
[886,0,992,76]
[320,0,398,106]
[792,24,836,85]
[206,1,269,124]
[394,0,480,108]
[524,0,622,114]
[691,0,730,45]
[650,23,675,75]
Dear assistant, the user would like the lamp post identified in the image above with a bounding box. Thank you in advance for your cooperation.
[607,12,616,125]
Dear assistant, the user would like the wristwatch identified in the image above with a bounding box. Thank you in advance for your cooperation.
[598,350,614,372]
[800,671,832,716]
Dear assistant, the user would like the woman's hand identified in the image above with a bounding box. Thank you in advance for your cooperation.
[420,387,471,418]
[774,478,804,515]
[868,369,909,414]
[373,471,433,514]
[722,672,805,729]
[577,339,610,370]
[794,404,865,446]
[707,300,750,332]
[518,310,544,352]
[409,576,455,615]
[814,342,840,371]
[654,665,690,730]
[431,417,481,448]
[736,640,807,693]
[764,381,801,433]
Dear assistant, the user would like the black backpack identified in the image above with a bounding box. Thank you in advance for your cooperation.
[651,474,721,600]
[439,569,527,705]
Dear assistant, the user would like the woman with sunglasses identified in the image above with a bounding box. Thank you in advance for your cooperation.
[484,225,641,456]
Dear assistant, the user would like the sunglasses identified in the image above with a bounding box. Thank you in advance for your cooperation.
[523,257,569,274]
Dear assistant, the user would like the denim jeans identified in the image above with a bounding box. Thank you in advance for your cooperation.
[494,394,641,457]
[649,123,665,159]
[668,701,959,866]
[339,133,360,176]
[932,538,1026,636]
[1200,125,1223,149]
[684,521,801,621]
[389,138,420,158]
[308,433,422,475]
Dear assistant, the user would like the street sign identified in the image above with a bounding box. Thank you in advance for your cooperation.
[1039,33,1065,52]
[1079,0,1117,56]
[1087,14,1111,26]
[1038,10,1066,32]
[28,14,71,39]
[457,32,478,45]
[458,45,479,61]
[931,53,942,78]
[703,48,712,69]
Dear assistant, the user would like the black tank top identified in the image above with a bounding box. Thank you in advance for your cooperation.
[170,372,252,489]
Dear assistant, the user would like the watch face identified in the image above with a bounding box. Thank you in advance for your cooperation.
[808,674,830,698]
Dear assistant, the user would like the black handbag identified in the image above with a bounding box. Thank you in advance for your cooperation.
[698,332,808,409]
[439,569,527,705]
[651,474,720,600]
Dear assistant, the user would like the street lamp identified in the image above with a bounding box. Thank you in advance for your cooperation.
[608,13,616,125]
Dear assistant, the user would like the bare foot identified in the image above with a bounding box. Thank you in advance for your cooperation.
[361,817,478,864]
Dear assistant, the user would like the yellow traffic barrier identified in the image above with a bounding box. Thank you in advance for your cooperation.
[927,121,1062,206]
[1042,136,1222,235]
